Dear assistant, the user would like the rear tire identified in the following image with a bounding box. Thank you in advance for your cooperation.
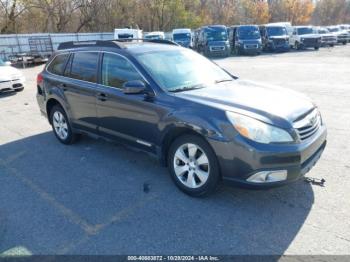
[167,135,220,197]
[49,105,78,145]
[314,46,319,50]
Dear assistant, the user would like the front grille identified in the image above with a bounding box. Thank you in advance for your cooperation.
[273,39,286,45]
[293,109,322,141]
[322,36,335,41]
[244,44,258,49]
[210,46,225,52]
[302,38,317,45]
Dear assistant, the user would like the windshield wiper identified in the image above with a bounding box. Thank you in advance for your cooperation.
[215,79,233,84]
[169,84,205,93]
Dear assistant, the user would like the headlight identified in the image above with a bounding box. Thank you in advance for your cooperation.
[226,111,294,144]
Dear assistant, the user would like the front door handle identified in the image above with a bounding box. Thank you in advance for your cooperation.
[97,93,107,101]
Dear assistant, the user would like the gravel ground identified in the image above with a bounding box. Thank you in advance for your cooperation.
[0,46,349,255]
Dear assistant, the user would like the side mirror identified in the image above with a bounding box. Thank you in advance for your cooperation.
[4,61,11,66]
[123,80,146,94]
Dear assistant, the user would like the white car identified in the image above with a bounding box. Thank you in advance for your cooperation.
[327,26,350,45]
[315,27,337,47]
[0,59,25,93]
[289,26,321,50]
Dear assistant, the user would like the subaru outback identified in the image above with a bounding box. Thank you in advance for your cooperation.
[36,40,327,197]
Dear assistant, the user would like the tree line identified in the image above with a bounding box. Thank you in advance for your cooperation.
[1,0,350,34]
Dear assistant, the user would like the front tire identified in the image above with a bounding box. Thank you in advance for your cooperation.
[50,105,78,145]
[167,135,220,197]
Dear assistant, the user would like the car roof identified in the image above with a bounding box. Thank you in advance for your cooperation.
[202,25,227,30]
[56,41,183,56]
[294,26,312,28]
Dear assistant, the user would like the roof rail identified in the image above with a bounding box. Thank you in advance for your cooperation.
[114,38,180,46]
[57,40,124,50]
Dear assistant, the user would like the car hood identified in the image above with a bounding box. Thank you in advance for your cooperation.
[175,80,315,128]
[269,35,288,40]
[0,66,23,81]
[320,33,335,37]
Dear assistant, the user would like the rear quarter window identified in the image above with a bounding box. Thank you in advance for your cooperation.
[47,53,70,75]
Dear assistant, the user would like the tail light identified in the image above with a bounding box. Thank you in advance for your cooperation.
[37,73,43,86]
[37,73,44,95]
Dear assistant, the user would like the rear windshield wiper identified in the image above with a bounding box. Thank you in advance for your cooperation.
[168,84,205,93]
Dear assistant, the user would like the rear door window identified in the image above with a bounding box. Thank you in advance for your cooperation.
[70,52,99,83]
[47,53,70,75]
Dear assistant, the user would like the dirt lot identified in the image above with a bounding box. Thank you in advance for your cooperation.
[0,46,350,255]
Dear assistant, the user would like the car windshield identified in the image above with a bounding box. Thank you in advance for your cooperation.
[145,34,162,40]
[328,28,339,32]
[297,27,313,35]
[205,28,228,41]
[238,26,260,40]
[266,26,287,36]
[136,49,233,92]
[173,33,191,41]
[318,29,329,34]
[0,58,5,66]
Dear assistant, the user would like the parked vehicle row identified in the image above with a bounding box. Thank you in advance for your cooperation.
[183,23,349,57]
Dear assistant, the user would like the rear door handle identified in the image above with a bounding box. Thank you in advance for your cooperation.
[97,92,107,101]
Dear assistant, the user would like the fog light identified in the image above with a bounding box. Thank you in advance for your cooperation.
[247,170,288,183]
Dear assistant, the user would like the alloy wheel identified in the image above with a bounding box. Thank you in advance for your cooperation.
[52,111,68,140]
[173,143,210,189]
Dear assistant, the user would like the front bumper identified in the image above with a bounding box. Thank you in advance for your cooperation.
[209,124,327,188]
[0,78,24,92]
[300,39,321,48]
[237,44,262,54]
[321,39,337,46]
[267,42,290,52]
[207,46,230,56]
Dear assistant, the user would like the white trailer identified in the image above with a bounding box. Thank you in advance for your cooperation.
[114,28,143,41]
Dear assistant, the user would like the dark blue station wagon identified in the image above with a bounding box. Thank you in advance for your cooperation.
[36,40,327,196]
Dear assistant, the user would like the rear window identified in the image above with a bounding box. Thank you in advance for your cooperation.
[47,54,69,75]
[70,52,99,83]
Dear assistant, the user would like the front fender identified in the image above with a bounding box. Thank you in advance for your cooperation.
[158,108,230,143]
